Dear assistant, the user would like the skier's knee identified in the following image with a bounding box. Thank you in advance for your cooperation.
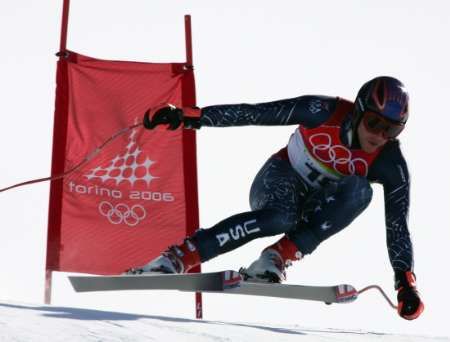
[260,208,299,235]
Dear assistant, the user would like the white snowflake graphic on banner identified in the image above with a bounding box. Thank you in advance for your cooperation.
[85,125,157,187]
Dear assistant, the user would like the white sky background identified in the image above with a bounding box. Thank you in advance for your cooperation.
[0,0,449,337]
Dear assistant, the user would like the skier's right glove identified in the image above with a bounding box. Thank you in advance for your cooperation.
[395,271,424,320]
[143,105,202,130]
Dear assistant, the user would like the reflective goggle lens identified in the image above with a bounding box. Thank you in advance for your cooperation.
[362,112,405,138]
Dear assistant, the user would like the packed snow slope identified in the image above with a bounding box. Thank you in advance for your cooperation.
[0,301,448,342]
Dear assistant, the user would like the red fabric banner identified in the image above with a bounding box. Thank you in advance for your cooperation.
[46,51,198,275]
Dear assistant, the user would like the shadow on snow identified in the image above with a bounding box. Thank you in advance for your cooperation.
[0,302,387,337]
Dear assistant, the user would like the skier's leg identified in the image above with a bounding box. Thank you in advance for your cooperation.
[193,155,309,261]
[127,154,308,274]
[236,152,312,282]
[288,175,373,254]
[244,175,373,282]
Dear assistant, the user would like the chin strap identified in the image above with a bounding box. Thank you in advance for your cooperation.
[0,122,142,193]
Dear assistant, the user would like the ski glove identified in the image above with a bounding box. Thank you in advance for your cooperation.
[395,271,424,320]
[143,105,201,130]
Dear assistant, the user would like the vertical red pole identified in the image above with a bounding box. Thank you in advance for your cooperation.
[182,14,203,319]
[45,0,71,305]
[59,0,70,53]
[185,15,193,67]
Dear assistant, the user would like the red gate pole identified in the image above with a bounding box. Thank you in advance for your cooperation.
[59,0,70,54]
[181,15,203,319]
[185,15,193,67]
[44,0,71,305]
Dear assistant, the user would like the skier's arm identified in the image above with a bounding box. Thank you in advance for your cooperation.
[368,141,413,273]
[143,96,338,130]
[368,141,424,320]
[200,95,337,128]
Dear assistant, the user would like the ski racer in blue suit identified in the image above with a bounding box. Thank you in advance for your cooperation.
[131,76,424,320]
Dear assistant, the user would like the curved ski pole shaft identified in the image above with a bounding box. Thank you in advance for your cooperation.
[358,285,397,310]
[0,123,143,193]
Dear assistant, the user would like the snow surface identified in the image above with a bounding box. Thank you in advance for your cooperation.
[0,301,448,342]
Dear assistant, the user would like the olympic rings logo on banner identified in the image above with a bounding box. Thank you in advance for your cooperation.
[98,201,147,227]
[308,133,368,176]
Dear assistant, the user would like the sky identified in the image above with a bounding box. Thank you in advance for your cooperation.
[0,0,450,338]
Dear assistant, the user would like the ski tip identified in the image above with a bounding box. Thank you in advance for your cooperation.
[335,284,358,303]
[68,276,84,292]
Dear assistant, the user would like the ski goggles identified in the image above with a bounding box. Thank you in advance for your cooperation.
[361,111,405,139]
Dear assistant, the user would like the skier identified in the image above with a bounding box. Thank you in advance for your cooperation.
[130,76,424,320]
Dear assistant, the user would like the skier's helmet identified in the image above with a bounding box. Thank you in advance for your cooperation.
[353,76,409,138]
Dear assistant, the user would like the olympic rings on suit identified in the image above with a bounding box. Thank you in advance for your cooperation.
[309,133,368,176]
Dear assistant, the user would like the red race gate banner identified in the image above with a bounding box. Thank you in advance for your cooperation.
[46,51,198,275]
[45,4,201,317]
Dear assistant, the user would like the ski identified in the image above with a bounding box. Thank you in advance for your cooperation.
[69,270,240,293]
[69,270,358,304]
[226,281,358,304]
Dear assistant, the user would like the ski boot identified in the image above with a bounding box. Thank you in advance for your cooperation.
[125,238,201,275]
[240,237,302,283]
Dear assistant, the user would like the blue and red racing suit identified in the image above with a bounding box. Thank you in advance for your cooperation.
[192,95,413,273]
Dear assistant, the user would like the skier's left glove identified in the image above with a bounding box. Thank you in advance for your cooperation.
[395,271,424,320]
[143,105,201,130]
